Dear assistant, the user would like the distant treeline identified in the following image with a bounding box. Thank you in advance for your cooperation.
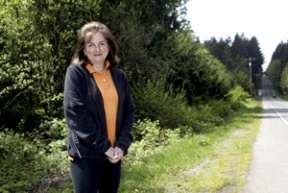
[266,41,288,93]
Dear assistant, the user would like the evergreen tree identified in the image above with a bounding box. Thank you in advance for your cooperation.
[267,41,288,92]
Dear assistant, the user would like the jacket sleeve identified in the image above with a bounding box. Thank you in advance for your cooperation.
[64,65,110,154]
[115,71,135,155]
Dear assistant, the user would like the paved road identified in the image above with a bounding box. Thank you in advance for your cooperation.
[242,76,288,193]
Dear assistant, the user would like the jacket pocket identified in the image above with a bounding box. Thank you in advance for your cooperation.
[69,129,82,158]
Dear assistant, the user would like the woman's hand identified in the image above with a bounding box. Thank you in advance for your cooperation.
[105,147,116,162]
[105,147,123,164]
[114,147,124,162]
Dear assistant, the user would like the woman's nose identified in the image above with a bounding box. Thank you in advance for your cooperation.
[95,44,100,52]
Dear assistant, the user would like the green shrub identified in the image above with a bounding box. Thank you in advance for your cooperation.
[209,100,234,120]
[183,99,244,133]
[180,104,220,134]
[226,85,249,103]
[38,118,68,140]
[0,127,68,193]
[133,78,190,129]
[127,119,181,167]
[0,130,45,192]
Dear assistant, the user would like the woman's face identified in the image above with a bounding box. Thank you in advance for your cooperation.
[84,32,109,66]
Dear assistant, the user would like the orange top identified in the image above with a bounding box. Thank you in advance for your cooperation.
[86,62,118,147]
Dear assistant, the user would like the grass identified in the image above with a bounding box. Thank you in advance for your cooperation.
[119,99,262,193]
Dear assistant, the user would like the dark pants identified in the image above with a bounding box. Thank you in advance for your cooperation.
[70,157,121,193]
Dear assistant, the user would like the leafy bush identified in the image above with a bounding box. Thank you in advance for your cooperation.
[0,130,46,192]
[0,127,68,193]
[38,118,68,140]
[209,100,234,120]
[133,78,190,129]
[126,119,181,167]
[186,104,222,133]
[183,98,245,133]
[226,85,249,104]
[132,78,247,135]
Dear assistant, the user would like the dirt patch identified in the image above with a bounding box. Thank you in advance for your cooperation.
[182,158,210,176]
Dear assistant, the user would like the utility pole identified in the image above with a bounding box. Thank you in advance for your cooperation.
[249,57,256,97]
[249,57,252,97]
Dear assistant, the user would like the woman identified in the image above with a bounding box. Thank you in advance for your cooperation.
[64,21,135,193]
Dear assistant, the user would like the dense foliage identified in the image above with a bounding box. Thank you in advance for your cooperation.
[204,33,264,93]
[266,41,288,93]
[0,0,264,192]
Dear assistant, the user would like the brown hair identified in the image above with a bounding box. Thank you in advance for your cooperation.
[71,21,120,67]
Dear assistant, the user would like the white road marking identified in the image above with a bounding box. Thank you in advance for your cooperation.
[266,102,288,127]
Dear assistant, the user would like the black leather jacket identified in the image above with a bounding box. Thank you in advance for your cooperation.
[64,64,135,159]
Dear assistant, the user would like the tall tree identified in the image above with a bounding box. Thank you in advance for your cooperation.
[247,36,264,88]
[231,33,250,58]
[267,41,288,92]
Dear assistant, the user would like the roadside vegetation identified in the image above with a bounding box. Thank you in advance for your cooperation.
[1,95,261,193]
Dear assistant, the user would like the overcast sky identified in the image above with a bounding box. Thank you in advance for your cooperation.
[186,0,288,70]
